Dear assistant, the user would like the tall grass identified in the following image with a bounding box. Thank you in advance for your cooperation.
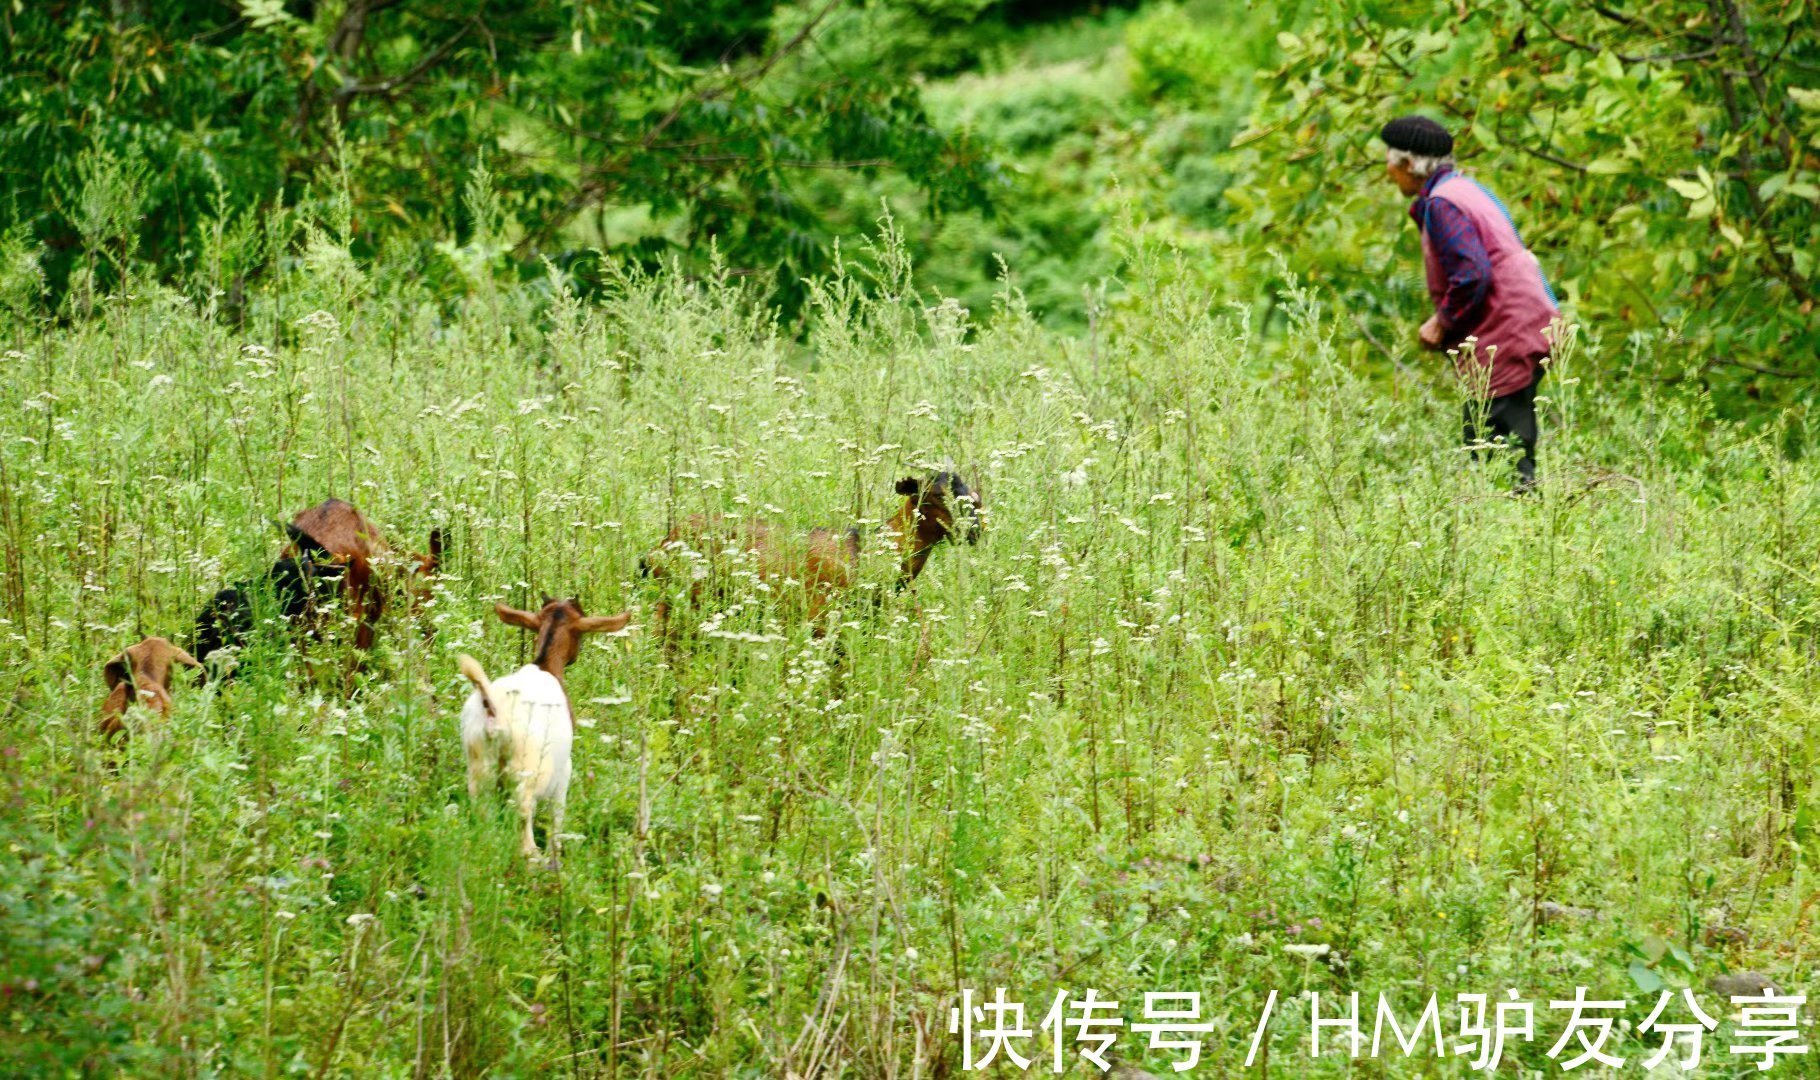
[1,204,1816,1076]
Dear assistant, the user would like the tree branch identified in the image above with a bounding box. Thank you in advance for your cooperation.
[1712,0,1796,162]
[1349,311,1423,380]
[1588,2,1714,44]
[549,0,855,236]
[1515,0,1715,64]
[1588,3,1639,28]
[339,15,479,99]
[1513,140,1589,173]
[1707,355,1805,379]
[1703,0,1811,303]
[1352,15,1414,78]
[641,0,845,152]
[673,156,892,169]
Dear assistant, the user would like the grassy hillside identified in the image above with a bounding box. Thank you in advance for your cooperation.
[799,1,1276,332]
[2,224,1816,1073]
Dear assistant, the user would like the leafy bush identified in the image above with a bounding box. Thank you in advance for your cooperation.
[1125,3,1229,100]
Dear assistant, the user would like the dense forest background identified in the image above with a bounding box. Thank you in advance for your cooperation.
[3,0,1817,406]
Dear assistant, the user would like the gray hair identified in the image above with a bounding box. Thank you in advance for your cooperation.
[1386,147,1454,178]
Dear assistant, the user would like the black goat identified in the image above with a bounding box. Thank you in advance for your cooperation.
[192,534,347,676]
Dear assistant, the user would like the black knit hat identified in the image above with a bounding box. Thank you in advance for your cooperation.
[1380,116,1453,157]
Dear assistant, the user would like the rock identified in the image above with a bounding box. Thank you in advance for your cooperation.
[1708,971,1778,1000]
[1536,901,1599,924]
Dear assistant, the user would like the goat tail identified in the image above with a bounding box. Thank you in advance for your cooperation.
[457,654,504,732]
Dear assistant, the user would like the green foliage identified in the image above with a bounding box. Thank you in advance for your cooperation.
[0,203,1817,1072]
[1124,3,1229,100]
[0,0,994,312]
[799,0,1007,78]
[783,0,1813,423]
[0,224,47,320]
[1225,0,1820,411]
[655,0,786,63]
[782,1,1278,331]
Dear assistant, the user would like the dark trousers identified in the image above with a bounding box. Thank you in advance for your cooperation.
[1463,371,1541,488]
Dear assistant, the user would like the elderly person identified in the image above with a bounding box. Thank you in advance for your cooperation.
[1381,115,1559,491]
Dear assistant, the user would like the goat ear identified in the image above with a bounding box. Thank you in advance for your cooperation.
[895,477,921,496]
[103,652,131,691]
[541,594,554,608]
[575,611,631,635]
[171,645,204,671]
[495,604,541,631]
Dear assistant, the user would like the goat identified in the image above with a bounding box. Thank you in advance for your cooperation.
[642,471,982,646]
[191,499,444,673]
[99,636,202,744]
[192,550,347,673]
[282,498,444,650]
[456,597,631,859]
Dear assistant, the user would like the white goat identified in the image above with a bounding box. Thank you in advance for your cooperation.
[456,597,630,858]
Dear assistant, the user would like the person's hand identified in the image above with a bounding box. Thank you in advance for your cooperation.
[1419,315,1444,350]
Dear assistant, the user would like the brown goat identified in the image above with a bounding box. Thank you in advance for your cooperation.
[643,471,981,643]
[281,498,444,651]
[99,636,202,743]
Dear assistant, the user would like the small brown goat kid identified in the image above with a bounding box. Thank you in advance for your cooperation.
[99,636,202,743]
[643,472,982,642]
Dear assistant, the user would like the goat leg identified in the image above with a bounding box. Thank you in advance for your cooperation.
[464,751,484,802]
[517,775,540,858]
[549,794,566,859]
